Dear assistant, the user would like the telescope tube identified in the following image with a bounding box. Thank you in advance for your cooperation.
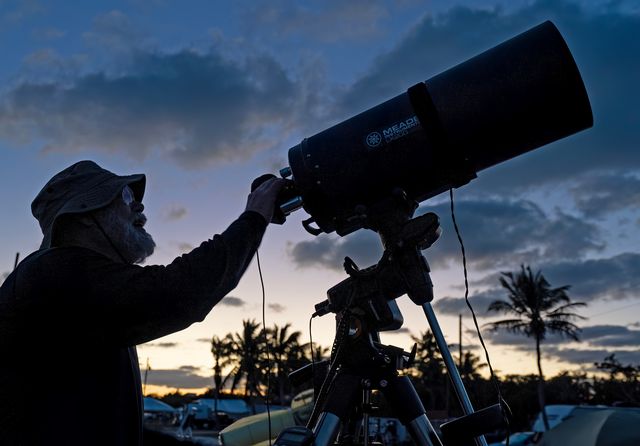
[287,21,593,236]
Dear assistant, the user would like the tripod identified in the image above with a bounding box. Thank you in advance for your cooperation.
[277,192,508,446]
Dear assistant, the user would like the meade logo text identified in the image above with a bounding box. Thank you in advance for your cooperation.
[382,116,420,143]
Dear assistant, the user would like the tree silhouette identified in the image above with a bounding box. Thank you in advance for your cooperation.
[410,330,447,410]
[267,323,305,404]
[458,351,487,382]
[227,319,265,412]
[210,335,233,419]
[486,265,585,430]
[302,342,330,363]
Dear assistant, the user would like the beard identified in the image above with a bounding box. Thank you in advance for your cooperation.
[96,206,156,264]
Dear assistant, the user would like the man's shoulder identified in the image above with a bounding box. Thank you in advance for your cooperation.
[20,246,109,269]
[1,247,111,301]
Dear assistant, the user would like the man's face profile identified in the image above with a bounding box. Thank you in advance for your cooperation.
[93,185,156,264]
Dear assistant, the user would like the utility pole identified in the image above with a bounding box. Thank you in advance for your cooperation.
[459,314,463,369]
[14,252,20,270]
[143,357,151,396]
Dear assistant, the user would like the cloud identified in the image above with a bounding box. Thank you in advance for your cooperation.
[288,198,603,272]
[433,288,503,316]
[469,252,640,304]
[287,231,382,271]
[481,322,640,367]
[142,366,212,389]
[164,205,188,221]
[482,328,569,347]
[240,0,390,43]
[579,324,640,347]
[220,296,246,307]
[332,1,640,194]
[544,346,640,367]
[570,172,640,218]
[268,303,286,313]
[542,253,640,302]
[0,47,305,168]
[425,199,604,270]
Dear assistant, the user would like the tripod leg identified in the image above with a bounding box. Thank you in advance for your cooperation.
[380,375,443,446]
[422,303,488,446]
[311,373,362,446]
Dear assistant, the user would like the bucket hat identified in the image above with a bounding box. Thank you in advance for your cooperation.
[31,160,146,249]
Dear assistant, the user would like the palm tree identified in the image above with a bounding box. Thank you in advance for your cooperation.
[302,342,330,363]
[211,335,233,420]
[458,351,487,381]
[486,265,586,431]
[410,330,447,410]
[268,323,305,404]
[228,319,266,412]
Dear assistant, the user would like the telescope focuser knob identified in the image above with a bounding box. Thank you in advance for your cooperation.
[279,166,293,178]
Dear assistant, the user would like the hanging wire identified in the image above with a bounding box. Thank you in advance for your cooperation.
[256,250,273,446]
[449,188,511,445]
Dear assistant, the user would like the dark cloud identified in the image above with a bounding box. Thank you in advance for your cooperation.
[142,366,211,389]
[542,253,640,302]
[287,231,382,271]
[482,328,567,347]
[545,346,640,367]
[483,324,640,349]
[220,296,246,307]
[481,323,640,367]
[570,172,640,218]
[0,47,303,168]
[469,252,640,304]
[424,199,603,270]
[433,289,503,316]
[268,303,286,313]
[288,198,604,275]
[579,324,640,347]
[333,1,640,194]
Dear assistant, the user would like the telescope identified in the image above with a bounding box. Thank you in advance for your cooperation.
[230,21,594,446]
[277,21,592,235]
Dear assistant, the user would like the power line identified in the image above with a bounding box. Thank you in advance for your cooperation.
[586,301,640,319]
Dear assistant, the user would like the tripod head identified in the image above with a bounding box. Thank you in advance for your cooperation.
[313,190,441,333]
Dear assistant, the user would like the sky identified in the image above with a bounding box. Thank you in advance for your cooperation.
[0,0,639,395]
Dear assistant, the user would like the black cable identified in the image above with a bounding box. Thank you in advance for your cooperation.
[449,188,510,445]
[309,316,315,385]
[256,250,272,446]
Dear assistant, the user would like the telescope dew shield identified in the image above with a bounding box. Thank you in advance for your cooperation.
[287,21,593,236]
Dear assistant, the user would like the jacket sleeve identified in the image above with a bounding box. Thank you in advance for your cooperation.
[32,211,268,346]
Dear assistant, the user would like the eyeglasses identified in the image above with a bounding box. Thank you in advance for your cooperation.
[122,185,135,206]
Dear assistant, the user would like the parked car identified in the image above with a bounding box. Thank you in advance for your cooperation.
[490,405,640,445]
[143,397,179,427]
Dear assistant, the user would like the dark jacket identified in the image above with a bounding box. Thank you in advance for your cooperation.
[0,211,267,445]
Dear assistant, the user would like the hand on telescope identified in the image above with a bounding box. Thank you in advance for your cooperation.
[246,175,287,224]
